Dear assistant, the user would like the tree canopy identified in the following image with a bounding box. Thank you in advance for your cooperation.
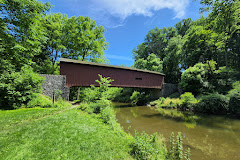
[0,0,108,74]
[132,0,240,84]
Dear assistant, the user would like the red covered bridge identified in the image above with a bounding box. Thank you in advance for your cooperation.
[60,58,165,89]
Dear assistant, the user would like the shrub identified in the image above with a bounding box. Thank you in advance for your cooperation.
[130,131,166,160]
[228,81,240,115]
[100,106,116,125]
[27,93,52,108]
[180,62,212,95]
[27,93,71,108]
[180,60,238,95]
[87,99,111,114]
[214,67,238,94]
[180,92,198,110]
[130,90,150,105]
[130,91,140,105]
[83,74,114,103]
[157,97,182,109]
[169,92,180,98]
[113,88,133,103]
[0,65,44,109]
[197,93,229,114]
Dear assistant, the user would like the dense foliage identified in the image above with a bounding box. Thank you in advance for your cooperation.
[133,0,240,84]
[131,0,240,109]
[0,0,108,74]
[130,132,166,160]
[0,0,108,109]
[228,81,240,115]
[197,93,229,114]
[0,66,43,109]
[180,60,238,95]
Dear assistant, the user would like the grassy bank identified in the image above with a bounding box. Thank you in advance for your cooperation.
[0,106,133,159]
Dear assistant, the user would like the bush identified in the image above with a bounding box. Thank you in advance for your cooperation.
[229,94,240,115]
[130,91,141,105]
[197,93,229,114]
[27,93,52,108]
[180,60,238,95]
[228,81,240,115]
[130,90,150,105]
[0,65,44,109]
[100,106,115,124]
[82,74,114,103]
[180,92,198,110]
[113,88,133,103]
[27,93,71,108]
[169,92,180,98]
[179,61,213,95]
[157,97,182,109]
[214,67,238,94]
[83,99,111,114]
[130,131,166,160]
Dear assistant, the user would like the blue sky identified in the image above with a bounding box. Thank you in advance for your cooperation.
[42,0,203,66]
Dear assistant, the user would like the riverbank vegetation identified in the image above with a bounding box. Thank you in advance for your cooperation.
[131,0,240,117]
[77,74,191,159]
[152,80,240,117]
[2,0,239,159]
[0,72,191,159]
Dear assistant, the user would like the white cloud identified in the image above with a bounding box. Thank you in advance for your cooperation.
[59,0,189,28]
[93,0,189,20]
[106,54,133,61]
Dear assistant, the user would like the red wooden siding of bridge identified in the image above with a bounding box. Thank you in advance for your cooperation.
[60,58,165,89]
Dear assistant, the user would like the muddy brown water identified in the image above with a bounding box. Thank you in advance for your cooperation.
[113,103,240,160]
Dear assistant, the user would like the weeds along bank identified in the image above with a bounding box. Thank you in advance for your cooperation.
[150,61,240,118]
[152,81,240,118]
[77,74,191,160]
[0,70,191,159]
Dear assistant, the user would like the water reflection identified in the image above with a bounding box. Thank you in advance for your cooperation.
[113,103,240,160]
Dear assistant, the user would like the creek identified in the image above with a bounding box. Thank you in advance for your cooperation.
[113,103,240,160]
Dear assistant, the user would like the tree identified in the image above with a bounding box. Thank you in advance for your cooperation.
[0,0,51,71]
[163,35,183,83]
[200,0,240,70]
[62,16,108,62]
[134,53,163,72]
[41,13,68,73]
[175,18,193,37]
[181,26,219,69]
[179,60,217,95]
[0,65,44,109]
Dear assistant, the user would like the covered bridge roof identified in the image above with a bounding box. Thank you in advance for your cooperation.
[60,58,165,89]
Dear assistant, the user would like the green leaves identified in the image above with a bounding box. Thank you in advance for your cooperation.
[0,0,108,74]
[0,65,44,109]
[62,16,107,62]
[134,53,163,72]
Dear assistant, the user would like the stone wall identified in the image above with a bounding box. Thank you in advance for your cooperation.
[39,74,69,101]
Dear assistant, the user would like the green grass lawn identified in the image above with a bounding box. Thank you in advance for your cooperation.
[0,106,133,160]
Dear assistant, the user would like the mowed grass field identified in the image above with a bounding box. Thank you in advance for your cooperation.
[0,106,133,160]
